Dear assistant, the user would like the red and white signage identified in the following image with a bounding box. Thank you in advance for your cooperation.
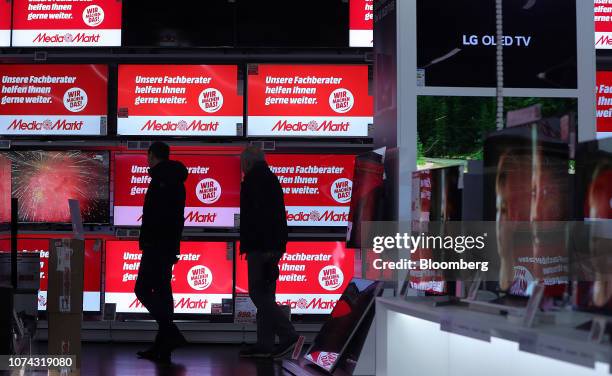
[596,71,612,138]
[266,154,355,227]
[117,65,243,136]
[113,153,241,227]
[0,0,10,46]
[247,65,373,137]
[236,242,355,314]
[350,0,373,47]
[0,238,102,311]
[104,241,233,314]
[0,153,9,223]
[11,0,122,47]
[0,65,108,136]
[596,1,612,49]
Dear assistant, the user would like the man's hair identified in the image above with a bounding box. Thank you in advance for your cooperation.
[241,146,265,173]
[148,141,170,161]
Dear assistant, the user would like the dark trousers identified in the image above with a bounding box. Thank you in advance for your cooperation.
[248,252,297,352]
[134,250,175,342]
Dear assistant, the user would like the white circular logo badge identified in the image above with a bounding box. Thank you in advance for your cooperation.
[319,265,344,291]
[196,178,222,204]
[83,5,105,27]
[199,88,224,113]
[63,87,88,113]
[328,88,354,114]
[330,178,353,204]
[187,265,213,291]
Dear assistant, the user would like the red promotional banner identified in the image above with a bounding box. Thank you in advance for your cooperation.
[247,64,373,137]
[117,65,243,136]
[235,242,355,314]
[0,0,10,46]
[0,153,9,223]
[349,0,373,47]
[12,0,122,46]
[596,1,612,49]
[104,241,233,314]
[266,154,355,227]
[0,65,108,135]
[113,153,241,227]
[0,238,102,311]
[596,71,612,137]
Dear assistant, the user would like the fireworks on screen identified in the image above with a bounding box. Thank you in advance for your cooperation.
[9,151,109,223]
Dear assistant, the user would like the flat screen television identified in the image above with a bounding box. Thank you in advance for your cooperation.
[3,151,110,224]
[235,241,356,315]
[113,152,240,228]
[573,137,612,314]
[304,278,384,373]
[266,154,356,228]
[104,240,234,315]
[484,121,571,297]
[417,0,577,88]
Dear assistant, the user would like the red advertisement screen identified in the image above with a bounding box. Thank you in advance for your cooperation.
[597,71,612,137]
[266,154,355,227]
[113,153,241,227]
[0,65,108,136]
[0,237,102,311]
[236,242,355,314]
[104,241,233,314]
[117,65,243,136]
[0,0,9,46]
[5,151,110,224]
[349,0,373,47]
[596,2,612,49]
[247,64,373,137]
[0,153,9,223]
[12,0,122,47]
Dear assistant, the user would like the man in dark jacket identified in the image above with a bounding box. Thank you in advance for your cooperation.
[135,141,188,363]
[239,146,298,358]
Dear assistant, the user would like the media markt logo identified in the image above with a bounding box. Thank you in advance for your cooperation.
[277,297,337,311]
[271,120,350,133]
[286,209,349,224]
[7,119,84,132]
[141,119,220,133]
[33,32,101,44]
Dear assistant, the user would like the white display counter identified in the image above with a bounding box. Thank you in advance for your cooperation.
[376,297,611,376]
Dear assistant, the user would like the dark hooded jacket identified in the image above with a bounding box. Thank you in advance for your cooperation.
[139,160,188,258]
[240,161,288,255]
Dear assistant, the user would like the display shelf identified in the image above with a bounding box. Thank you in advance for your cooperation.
[376,297,612,376]
[35,320,321,344]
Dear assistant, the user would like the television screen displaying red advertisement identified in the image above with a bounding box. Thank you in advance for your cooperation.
[247,64,373,137]
[596,1,612,49]
[266,154,355,227]
[11,0,122,47]
[0,65,109,136]
[104,241,233,314]
[346,151,384,248]
[573,138,612,314]
[235,242,355,315]
[596,71,612,139]
[5,151,110,224]
[113,153,240,227]
[0,238,102,311]
[117,65,243,136]
[484,121,571,297]
[349,0,373,47]
[0,153,9,223]
[0,0,9,46]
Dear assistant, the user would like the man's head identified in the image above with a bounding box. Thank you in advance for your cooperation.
[148,141,170,168]
[241,146,265,175]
